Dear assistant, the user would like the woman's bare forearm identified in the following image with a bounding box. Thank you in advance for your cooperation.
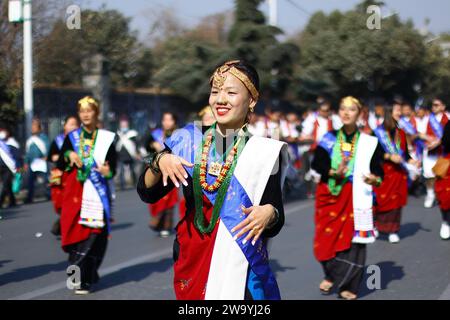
[144,169,162,188]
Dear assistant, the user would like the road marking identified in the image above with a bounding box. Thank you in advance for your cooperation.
[285,200,313,217]
[9,247,172,300]
[8,200,314,300]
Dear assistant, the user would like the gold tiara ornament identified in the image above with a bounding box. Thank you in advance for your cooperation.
[78,96,99,112]
[210,60,259,101]
[341,96,362,109]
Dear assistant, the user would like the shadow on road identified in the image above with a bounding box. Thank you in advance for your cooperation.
[0,260,13,268]
[0,206,29,220]
[270,259,297,277]
[376,222,431,242]
[0,261,67,286]
[94,257,173,293]
[399,222,431,239]
[110,222,134,232]
[358,261,405,298]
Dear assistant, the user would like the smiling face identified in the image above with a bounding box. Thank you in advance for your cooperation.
[78,105,98,128]
[209,72,256,131]
[339,102,360,126]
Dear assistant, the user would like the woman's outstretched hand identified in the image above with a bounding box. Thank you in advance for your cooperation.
[158,153,194,188]
[231,204,277,246]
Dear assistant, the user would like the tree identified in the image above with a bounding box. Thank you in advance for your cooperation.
[228,0,299,100]
[0,0,65,128]
[35,7,139,87]
[149,0,299,105]
[421,35,450,104]
[291,1,428,105]
[149,10,231,104]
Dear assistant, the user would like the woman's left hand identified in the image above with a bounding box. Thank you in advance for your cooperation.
[94,161,111,177]
[363,173,380,186]
[231,204,276,246]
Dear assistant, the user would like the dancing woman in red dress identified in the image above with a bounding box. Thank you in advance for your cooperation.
[138,60,288,300]
[373,103,419,243]
[57,97,117,295]
[311,97,384,300]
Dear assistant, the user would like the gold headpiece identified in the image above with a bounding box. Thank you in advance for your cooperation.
[341,96,362,109]
[210,60,259,101]
[77,96,99,113]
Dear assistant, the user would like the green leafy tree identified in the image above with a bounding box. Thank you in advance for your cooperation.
[421,36,450,104]
[153,0,300,105]
[292,1,428,104]
[35,8,139,87]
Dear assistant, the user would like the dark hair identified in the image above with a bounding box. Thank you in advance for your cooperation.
[432,97,446,106]
[0,123,12,136]
[383,104,399,132]
[162,111,178,125]
[64,115,79,126]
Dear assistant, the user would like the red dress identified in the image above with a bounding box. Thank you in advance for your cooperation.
[173,195,218,299]
[374,129,408,213]
[314,182,356,262]
[60,170,102,251]
[435,154,450,211]
[50,170,67,214]
[373,129,408,233]
[148,188,179,217]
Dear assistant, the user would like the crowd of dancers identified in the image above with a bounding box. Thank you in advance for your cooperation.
[1,60,449,300]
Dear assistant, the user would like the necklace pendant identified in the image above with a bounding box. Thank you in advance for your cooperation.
[208,162,223,177]
[342,142,352,152]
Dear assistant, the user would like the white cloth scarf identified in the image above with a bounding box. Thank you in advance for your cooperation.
[79,129,115,229]
[352,133,378,244]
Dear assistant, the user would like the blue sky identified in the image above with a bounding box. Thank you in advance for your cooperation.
[82,0,450,40]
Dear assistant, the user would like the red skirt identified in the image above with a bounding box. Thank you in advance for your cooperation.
[60,170,101,251]
[373,162,408,212]
[173,194,219,300]
[50,186,63,214]
[50,172,67,215]
[314,182,355,262]
[148,188,179,217]
[435,155,450,211]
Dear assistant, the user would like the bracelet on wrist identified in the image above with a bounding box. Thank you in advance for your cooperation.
[64,150,73,161]
[267,207,280,230]
[144,150,170,174]
[154,150,170,169]
[375,177,382,187]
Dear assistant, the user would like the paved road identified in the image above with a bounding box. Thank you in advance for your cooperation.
[1,189,450,300]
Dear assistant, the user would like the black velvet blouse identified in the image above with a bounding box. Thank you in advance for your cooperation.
[137,125,285,238]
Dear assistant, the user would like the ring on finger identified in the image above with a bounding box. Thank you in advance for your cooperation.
[251,226,260,233]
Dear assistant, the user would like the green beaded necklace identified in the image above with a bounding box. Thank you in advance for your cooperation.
[328,129,360,196]
[192,124,247,234]
[76,128,98,182]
